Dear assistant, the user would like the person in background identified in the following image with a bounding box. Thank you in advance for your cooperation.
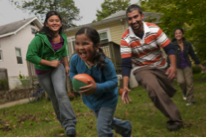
[26,11,76,136]
[172,28,205,106]
[69,26,132,137]
[120,4,183,131]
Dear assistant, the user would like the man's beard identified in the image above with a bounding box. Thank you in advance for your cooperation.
[131,21,143,36]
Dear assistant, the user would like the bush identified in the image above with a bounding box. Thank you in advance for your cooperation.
[192,65,201,74]
[19,74,31,88]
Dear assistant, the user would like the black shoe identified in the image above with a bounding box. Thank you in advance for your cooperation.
[166,121,183,131]
[113,119,132,137]
[66,128,76,137]
[121,121,132,137]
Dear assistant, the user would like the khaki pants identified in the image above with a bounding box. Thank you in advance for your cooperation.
[176,67,194,103]
[133,67,182,123]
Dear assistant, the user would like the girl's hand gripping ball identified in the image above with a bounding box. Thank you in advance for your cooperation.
[72,74,95,93]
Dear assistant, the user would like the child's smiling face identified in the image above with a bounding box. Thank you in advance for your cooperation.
[75,34,96,62]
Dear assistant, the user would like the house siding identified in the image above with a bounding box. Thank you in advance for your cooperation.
[106,22,127,44]
[0,25,37,89]
[91,21,127,45]
[66,20,128,57]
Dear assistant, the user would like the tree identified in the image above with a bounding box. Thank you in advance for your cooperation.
[10,0,81,28]
[141,0,206,62]
[96,0,130,21]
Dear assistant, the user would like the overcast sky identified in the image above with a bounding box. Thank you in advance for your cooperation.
[0,0,139,26]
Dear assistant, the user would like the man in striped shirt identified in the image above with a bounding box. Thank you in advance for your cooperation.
[120,4,183,131]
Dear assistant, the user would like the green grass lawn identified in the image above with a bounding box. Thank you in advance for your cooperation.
[0,73,205,137]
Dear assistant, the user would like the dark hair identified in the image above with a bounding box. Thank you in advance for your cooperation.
[75,27,106,69]
[39,11,63,40]
[172,28,185,42]
[126,4,143,15]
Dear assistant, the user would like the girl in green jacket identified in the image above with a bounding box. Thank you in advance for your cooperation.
[26,11,76,136]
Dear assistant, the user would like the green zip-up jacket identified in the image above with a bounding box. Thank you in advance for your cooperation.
[26,33,69,70]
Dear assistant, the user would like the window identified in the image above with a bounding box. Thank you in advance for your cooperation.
[99,31,109,44]
[98,29,110,44]
[0,50,2,61]
[31,28,37,34]
[15,48,23,64]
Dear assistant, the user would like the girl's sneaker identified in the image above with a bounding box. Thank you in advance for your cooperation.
[66,127,76,137]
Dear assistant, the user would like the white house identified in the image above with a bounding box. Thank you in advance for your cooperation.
[0,17,42,90]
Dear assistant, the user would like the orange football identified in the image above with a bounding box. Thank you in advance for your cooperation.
[72,73,95,92]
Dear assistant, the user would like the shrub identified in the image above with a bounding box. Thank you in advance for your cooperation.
[192,65,201,74]
[19,74,31,88]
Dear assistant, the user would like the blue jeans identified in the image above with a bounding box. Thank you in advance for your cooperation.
[94,106,131,137]
[38,64,76,130]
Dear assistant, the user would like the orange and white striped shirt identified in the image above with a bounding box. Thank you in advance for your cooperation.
[120,22,170,70]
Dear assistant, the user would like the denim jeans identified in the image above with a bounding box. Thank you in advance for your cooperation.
[94,106,131,137]
[38,64,76,130]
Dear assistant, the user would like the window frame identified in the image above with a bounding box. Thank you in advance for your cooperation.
[15,47,23,64]
[31,27,37,34]
[98,28,111,44]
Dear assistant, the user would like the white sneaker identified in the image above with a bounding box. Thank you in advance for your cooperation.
[186,102,193,106]
[183,96,187,101]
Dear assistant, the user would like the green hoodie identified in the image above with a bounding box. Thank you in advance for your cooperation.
[26,33,68,70]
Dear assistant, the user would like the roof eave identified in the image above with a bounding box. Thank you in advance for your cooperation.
[0,17,42,39]
[66,16,125,32]
[0,32,16,38]
[14,17,42,36]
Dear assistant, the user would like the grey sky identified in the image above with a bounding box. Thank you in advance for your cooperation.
[0,0,138,26]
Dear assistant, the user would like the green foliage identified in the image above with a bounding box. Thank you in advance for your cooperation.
[96,0,130,21]
[10,0,80,28]
[141,0,206,62]
[0,74,205,136]
[19,74,30,88]
[192,65,201,74]
[19,73,25,80]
